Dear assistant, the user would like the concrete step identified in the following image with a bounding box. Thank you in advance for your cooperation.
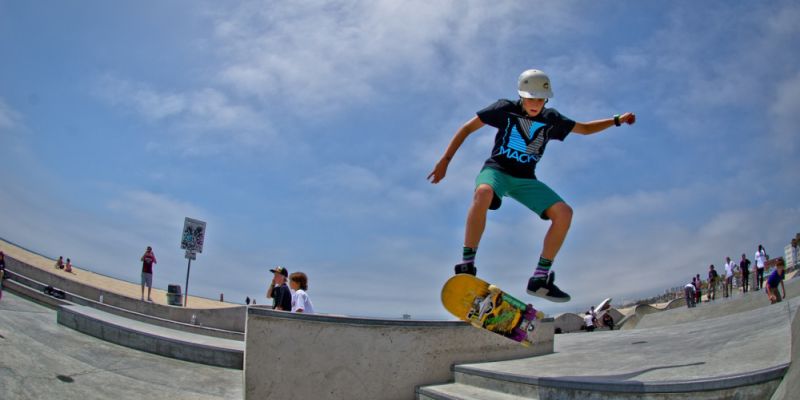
[57,303,244,369]
[417,382,535,400]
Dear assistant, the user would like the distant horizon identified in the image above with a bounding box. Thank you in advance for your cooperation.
[4,233,795,318]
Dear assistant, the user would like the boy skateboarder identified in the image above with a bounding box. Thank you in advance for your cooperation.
[428,69,635,302]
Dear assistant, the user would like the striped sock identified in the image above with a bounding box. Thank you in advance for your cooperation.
[462,247,477,263]
[533,257,552,280]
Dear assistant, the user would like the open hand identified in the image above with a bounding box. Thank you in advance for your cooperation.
[427,158,450,184]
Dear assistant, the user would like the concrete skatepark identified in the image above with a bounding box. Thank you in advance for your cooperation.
[1,238,799,399]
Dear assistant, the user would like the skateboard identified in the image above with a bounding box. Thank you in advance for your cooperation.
[441,274,544,346]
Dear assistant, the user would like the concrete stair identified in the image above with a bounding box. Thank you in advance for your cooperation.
[417,382,533,400]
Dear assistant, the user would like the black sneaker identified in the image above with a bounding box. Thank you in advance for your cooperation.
[454,261,477,276]
[527,271,571,302]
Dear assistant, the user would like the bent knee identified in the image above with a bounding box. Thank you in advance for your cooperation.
[548,202,573,222]
[473,185,495,207]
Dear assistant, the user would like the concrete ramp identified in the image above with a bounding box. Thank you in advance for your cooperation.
[418,293,797,399]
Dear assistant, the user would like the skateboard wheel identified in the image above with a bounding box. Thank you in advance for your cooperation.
[488,285,501,294]
[470,320,483,329]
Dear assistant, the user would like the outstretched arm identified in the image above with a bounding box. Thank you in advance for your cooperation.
[427,116,485,184]
[572,112,636,135]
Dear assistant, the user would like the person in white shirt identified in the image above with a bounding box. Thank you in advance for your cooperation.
[723,257,736,298]
[289,272,315,314]
[684,282,696,308]
[755,245,768,290]
[583,312,595,332]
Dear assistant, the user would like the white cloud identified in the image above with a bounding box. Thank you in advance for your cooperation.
[93,75,273,153]
[0,97,22,131]
[769,71,800,152]
[107,190,208,232]
[211,1,576,113]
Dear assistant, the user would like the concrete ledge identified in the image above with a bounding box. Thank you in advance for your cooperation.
[5,254,247,332]
[7,268,244,341]
[453,363,788,394]
[57,304,244,369]
[2,273,70,309]
[245,307,554,400]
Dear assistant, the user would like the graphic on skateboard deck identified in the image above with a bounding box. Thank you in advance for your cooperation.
[441,274,544,346]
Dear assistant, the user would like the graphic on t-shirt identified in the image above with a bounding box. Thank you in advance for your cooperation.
[498,118,546,164]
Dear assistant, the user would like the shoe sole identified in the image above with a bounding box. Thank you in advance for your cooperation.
[527,287,571,303]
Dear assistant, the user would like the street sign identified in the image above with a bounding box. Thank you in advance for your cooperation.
[180,217,206,254]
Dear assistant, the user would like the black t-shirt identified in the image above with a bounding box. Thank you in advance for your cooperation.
[271,284,292,311]
[740,259,751,274]
[477,99,576,179]
[709,269,718,281]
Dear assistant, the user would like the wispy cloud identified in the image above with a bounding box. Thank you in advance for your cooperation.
[0,97,22,131]
[107,190,209,232]
[211,1,576,113]
[92,75,273,153]
[769,71,800,152]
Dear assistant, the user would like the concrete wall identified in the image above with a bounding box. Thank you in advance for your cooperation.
[244,307,554,400]
[5,256,246,332]
[770,300,800,400]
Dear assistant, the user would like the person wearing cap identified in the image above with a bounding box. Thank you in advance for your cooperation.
[428,68,635,302]
[267,266,292,311]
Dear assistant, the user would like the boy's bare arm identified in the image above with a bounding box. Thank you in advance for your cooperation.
[427,116,485,184]
[572,112,636,135]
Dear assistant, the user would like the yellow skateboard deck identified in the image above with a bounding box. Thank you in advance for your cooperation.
[441,274,544,345]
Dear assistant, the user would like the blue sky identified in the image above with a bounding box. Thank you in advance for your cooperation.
[1,1,798,319]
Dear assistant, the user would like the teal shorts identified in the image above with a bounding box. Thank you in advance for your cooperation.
[475,167,564,220]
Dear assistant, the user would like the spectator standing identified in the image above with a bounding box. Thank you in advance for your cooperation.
[707,265,719,301]
[289,271,315,314]
[791,238,798,270]
[755,245,767,290]
[584,312,595,332]
[267,266,292,311]
[723,257,736,298]
[694,274,702,305]
[245,296,251,305]
[739,254,751,293]
[765,258,786,304]
[140,246,157,302]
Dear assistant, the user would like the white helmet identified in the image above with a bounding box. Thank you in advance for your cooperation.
[517,69,553,99]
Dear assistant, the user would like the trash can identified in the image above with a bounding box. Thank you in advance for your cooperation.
[166,284,183,306]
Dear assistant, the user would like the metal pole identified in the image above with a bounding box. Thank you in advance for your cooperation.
[184,258,192,307]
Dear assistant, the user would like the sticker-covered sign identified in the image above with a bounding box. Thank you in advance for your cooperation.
[180,217,206,254]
